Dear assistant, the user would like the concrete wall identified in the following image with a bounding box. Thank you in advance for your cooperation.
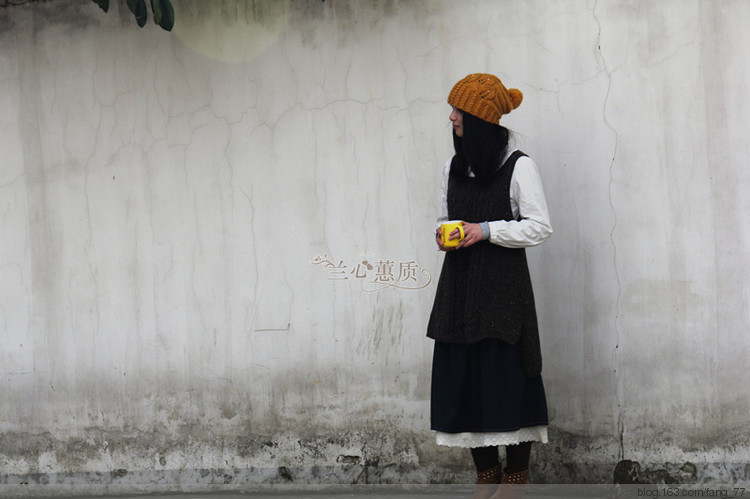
[2,0,750,493]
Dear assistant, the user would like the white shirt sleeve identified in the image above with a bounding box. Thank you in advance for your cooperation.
[436,154,552,248]
[488,155,552,248]
[437,158,452,224]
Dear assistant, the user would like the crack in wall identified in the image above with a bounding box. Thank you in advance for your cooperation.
[592,0,624,461]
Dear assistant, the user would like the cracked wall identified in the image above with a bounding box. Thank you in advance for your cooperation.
[2,0,750,493]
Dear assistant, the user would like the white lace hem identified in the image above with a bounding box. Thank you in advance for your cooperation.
[435,426,548,448]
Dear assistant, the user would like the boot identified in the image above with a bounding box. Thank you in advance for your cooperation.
[501,469,528,484]
[471,464,502,499]
[489,469,529,499]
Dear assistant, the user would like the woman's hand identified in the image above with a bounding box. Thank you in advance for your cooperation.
[435,222,484,251]
[435,226,452,251]
[456,222,483,249]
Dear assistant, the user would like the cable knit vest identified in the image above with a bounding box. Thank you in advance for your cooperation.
[426,150,542,377]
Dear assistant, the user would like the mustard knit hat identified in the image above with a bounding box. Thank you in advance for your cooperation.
[447,73,523,124]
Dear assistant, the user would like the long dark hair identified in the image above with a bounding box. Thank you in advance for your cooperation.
[450,110,510,182]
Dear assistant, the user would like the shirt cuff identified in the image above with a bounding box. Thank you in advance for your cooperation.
[480,221,490,240]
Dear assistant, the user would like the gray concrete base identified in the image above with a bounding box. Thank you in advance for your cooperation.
[7,484,750,499]
[3,467,750,499]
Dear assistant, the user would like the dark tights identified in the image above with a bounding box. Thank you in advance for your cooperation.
[470,442,532,473]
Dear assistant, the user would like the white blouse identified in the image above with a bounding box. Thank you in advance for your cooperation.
[437,150,553,248]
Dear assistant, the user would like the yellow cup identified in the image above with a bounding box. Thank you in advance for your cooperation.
[440,220,465,247]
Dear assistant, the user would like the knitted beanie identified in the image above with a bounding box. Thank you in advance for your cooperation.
[447,73,523,124]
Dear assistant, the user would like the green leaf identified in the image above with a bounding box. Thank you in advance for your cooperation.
[92,0,109,13]
[151,0,162,25]
[94,0,174,32]
[127,0,148,28]
[152,0,174,31]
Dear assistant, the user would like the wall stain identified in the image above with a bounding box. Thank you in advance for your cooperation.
[278,465,293,482]
[336,454,361,466]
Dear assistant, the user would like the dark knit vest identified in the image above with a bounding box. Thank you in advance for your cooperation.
[426,150,542,377]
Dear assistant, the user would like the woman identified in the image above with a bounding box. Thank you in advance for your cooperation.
[426,73,552,496]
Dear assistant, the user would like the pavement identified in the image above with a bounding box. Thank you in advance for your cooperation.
[14,483,742,499]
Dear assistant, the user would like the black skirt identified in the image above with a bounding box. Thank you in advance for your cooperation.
[430,339,548,433]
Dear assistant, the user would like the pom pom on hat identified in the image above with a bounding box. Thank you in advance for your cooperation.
[447,73,523,124]
[508,88,523,109]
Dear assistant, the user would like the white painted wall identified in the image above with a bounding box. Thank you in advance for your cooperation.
[2,0,750,489]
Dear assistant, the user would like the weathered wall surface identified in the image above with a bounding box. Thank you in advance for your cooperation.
[2,0,750,494]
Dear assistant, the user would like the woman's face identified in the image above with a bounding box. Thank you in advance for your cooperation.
[450,107,464,137]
